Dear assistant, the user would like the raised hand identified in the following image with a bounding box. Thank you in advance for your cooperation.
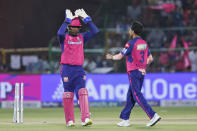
[65,9,74,23]
[75,8,92,24]
[74,9,81,18]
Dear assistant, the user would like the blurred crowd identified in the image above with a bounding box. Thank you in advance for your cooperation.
[1,0,197,74]
[105,0,197,73]
[80,0,197,73]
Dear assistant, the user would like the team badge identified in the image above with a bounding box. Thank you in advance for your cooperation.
[125,43,130,48]
[64,77,69,82]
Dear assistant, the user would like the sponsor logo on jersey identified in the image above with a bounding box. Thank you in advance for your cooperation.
[77,37,81,41]
[137,44,146,50]
[68,41,82,45]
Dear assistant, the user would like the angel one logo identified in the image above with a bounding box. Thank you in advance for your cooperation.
[85,78,197,101]
[85,79,128,101]
[142,79,197,100]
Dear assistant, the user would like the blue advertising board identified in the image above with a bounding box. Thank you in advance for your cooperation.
[41,73,197,102]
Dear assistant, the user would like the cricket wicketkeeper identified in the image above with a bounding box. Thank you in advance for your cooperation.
[57,8,99,126]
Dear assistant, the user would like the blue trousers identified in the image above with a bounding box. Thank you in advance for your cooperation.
[61,64,86,99]
[120,70,155,120]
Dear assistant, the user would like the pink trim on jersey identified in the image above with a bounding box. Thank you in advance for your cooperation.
[61,34,84,65]
[128,72,152,119]
[126,39,148,72]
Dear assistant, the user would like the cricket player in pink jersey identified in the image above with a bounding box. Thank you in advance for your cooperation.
[106,21,161,127]
[57,9,99,126]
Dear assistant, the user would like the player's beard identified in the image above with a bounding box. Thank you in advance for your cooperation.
[68,27,80,36]
[69,30,79,36]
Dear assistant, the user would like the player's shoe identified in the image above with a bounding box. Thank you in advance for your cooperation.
[146,113,161,127]
[66,120,75,127]
[82,118,93,126]
[117,120,131,127]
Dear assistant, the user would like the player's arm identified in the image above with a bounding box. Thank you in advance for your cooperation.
[106,41,133,60]
[82,22,99,43]
[57,9,74,43]
[147,54,153,65]
[57,22,67,43]
[147,47,153,65]
[106,53,123,60]
[75,9,99,43]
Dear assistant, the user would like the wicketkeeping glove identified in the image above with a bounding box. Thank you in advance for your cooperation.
[65,9,74,23]
[75,8,92,24]
[74,9,81,18]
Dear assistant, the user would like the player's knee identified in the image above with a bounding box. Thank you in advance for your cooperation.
[78,88,88,96]
[63,92,74,99]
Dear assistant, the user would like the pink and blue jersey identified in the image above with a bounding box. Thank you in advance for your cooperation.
[57,20,98,98]
[61,34,84,65]
[57,21,99,65]
[120,37,155,120]
[119,37,155,120]
[121,37,151,72]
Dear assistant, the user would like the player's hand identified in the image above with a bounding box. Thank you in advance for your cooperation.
[106,54,113,60]
[138,69,146,75]
[75,8,92,24]
[79,9,89,18]
[75,9,81,18]
[65,9,74,23]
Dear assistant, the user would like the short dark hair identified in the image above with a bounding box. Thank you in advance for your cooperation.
[131,21,143,35]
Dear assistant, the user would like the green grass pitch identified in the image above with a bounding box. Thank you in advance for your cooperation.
[0,106,197,131]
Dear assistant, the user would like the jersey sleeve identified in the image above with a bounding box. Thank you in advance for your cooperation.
[82,21,99,43]
[120,41,134,56]
[57,22,68,44]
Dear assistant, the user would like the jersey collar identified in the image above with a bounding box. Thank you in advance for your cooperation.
[133,37,141,40]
